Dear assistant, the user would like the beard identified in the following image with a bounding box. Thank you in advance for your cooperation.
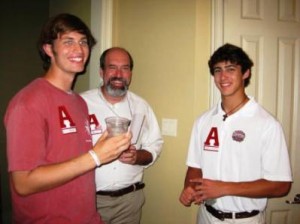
[105,77,129,97]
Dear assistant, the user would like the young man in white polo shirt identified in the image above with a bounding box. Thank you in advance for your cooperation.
[179,43,292,224]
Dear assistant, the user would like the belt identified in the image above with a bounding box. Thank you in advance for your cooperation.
[205,204,259,221]
[96,182,145,197]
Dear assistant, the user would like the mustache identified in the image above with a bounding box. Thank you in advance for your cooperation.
[108,77,128,85]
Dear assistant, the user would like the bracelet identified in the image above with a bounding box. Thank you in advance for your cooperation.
[88,150,101,167]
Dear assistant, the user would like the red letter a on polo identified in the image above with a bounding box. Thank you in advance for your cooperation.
[204,127,219,151]
[88,114,103,134]
[58,106,76,134]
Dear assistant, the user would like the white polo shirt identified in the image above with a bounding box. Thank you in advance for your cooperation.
[81,88,163,191]
[187,97,292,212]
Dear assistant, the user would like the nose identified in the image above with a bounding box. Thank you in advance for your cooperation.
[219,70,228,80]
[114,68,123,77]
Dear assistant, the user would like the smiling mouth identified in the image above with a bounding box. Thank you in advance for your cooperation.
[71,58,83,62]
[109,78,127,87]
[112,80,124,85]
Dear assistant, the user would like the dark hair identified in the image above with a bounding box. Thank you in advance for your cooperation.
[208,43,253,87]
[100,47,134,70]
[38,13,97,70]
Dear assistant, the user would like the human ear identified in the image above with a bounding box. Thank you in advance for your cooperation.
[43,44,54,58]
[243,69,250,80]
[100,69,104,78]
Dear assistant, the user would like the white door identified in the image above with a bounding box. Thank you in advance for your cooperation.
[212,0,300,223]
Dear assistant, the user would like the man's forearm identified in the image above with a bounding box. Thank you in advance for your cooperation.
[135,149,153,165]
[224,179,291,198]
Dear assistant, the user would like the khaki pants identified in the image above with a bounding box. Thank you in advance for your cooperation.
[96,190,145,224]
[197,204,266,224]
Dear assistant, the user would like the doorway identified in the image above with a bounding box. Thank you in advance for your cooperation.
[212,0,300,223]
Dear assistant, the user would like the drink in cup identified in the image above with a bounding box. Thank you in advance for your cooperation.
[105,116,130,137]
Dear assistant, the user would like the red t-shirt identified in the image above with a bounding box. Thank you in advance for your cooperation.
[4,78,102,224]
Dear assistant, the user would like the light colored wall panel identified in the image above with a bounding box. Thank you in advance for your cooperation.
[277,38,296,147]
[279,0,298,22]
[242,36,263,100]
[242,0,263,20]
[290,39,300,167]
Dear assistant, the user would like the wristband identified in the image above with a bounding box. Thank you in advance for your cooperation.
[88,150,101,167]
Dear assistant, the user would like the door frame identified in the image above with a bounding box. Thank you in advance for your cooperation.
[210,0,224,106]
[89,0,113,89]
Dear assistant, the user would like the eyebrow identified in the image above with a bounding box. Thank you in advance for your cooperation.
[59,33,87,40]
[107,64,130,67]
[214,64,237,70]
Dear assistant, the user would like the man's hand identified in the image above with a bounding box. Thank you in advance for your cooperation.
[190,178,224,204]
[93,131,132,165]
[179,186,197,207]
[119,145,137,164]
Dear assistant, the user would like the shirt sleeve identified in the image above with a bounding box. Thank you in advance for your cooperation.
[139,105,163,167]
[261,120,292,181]
[5,101,46,171]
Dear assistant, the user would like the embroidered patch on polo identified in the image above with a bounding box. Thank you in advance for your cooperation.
[232,130,245,142]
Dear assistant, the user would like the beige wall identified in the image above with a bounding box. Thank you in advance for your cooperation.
[113,0,211,223]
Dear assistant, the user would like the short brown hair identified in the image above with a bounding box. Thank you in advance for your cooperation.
[38,13,96,70]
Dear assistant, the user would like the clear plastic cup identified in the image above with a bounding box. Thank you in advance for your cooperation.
[105,116,131,137]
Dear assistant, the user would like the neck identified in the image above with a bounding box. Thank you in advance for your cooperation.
[221,94,248,121]
[44,68,75,92]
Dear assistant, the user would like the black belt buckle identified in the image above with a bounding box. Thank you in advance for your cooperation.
[216,210,226,221]
[205,204,230,221]
[205,204,222,221]
[205,204,259,221]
